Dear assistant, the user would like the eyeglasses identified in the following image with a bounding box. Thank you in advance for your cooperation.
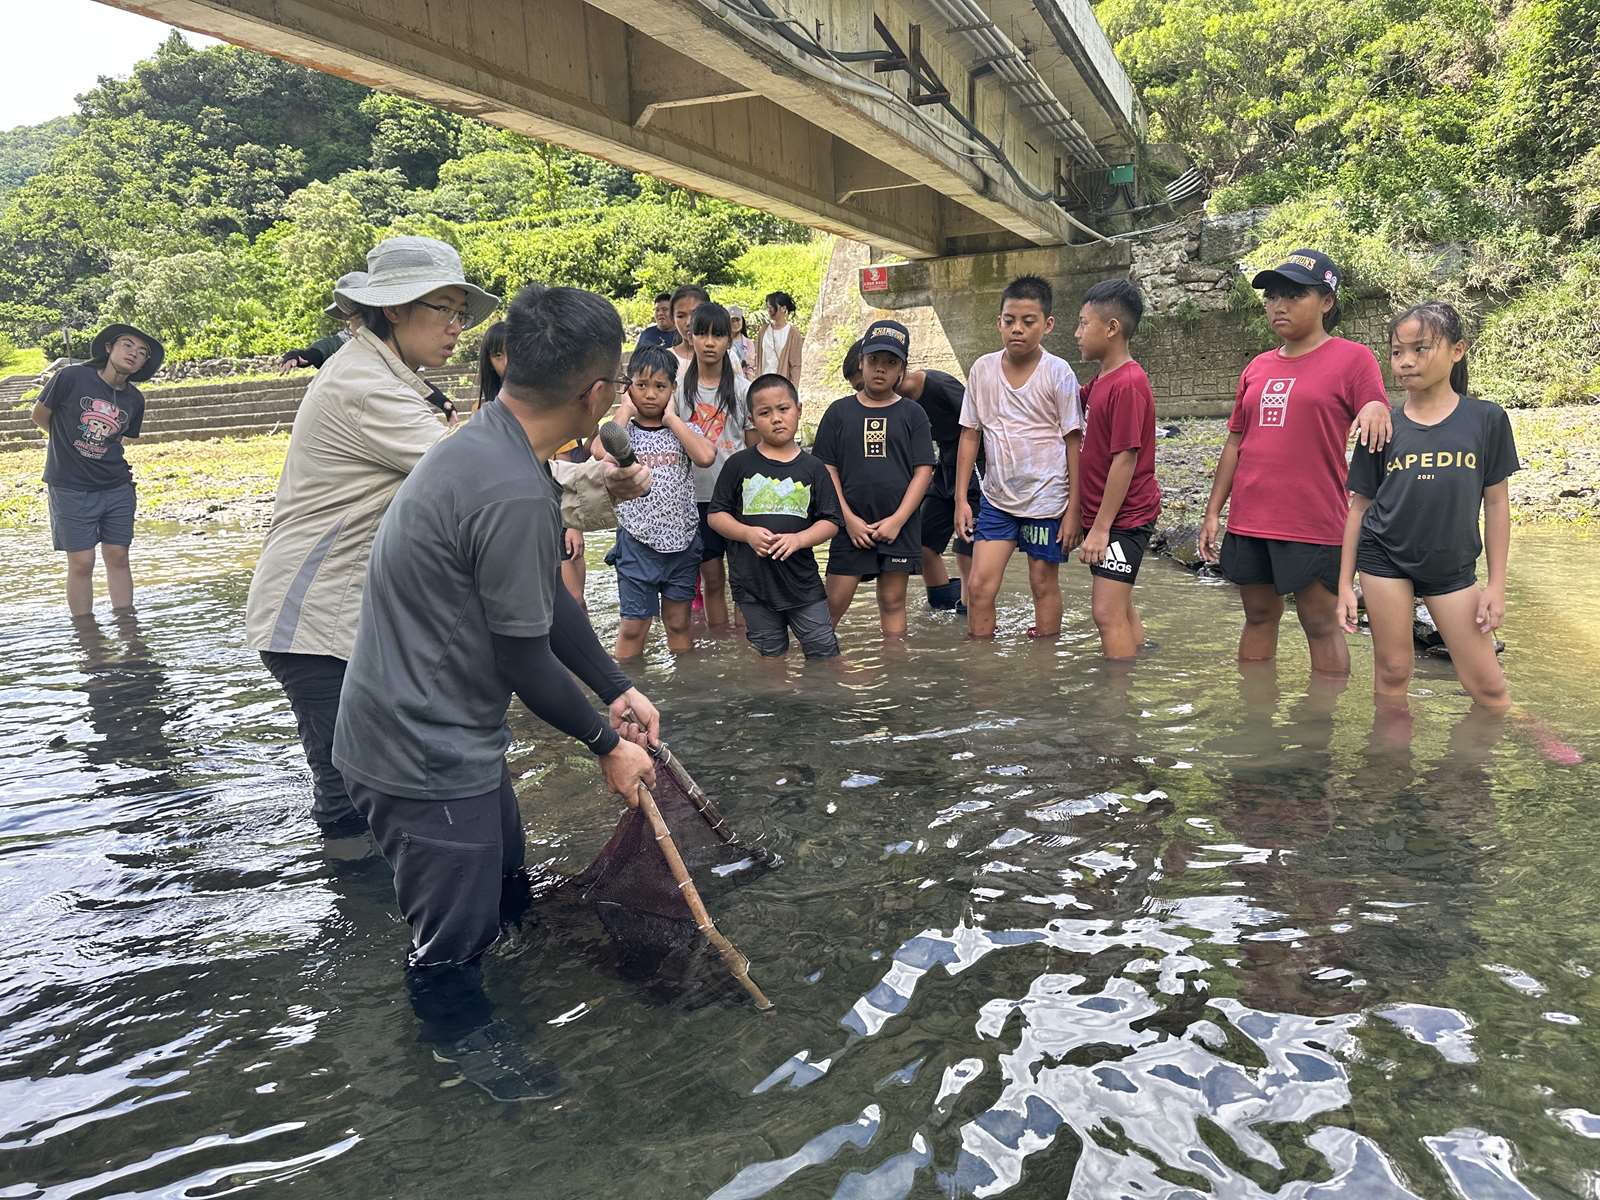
[414,299,471,329]
[578,378,634,403]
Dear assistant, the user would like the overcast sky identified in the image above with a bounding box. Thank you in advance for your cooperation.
[1,0,222,130]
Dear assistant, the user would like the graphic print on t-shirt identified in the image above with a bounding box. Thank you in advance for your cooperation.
[1385,449,1481,479]
[75,396,131,458]
[1259,378,1294,428]
[741,473,812,518]
[616,422,700,552]
[691,399,730,446]
[864,416,887,458]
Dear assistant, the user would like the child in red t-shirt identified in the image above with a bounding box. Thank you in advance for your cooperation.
[1071,279,1161,660]
[1199,250,1393,675]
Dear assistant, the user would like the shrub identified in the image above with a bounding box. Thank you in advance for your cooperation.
[1244,190,1447,302]
[1473,243,1600,407]
[717,237,832,333]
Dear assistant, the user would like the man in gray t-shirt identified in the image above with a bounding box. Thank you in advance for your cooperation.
[332,284,659,1099]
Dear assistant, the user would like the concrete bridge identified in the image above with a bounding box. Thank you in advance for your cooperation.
[104,0,1142,260]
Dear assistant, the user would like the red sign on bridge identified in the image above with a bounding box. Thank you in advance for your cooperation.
[860,265,889,293]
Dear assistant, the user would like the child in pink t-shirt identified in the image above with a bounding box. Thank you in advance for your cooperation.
[1200,249,1392,675]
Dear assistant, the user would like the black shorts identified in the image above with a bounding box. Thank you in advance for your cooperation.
[1220,532,1339,596]
[696,502,726,562]
[920,487,979,557]
[1087,522,1155,585]
[826,536,919,580]
[1356,531,1476,598]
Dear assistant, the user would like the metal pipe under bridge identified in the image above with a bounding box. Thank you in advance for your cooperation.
[102,0,1144,259]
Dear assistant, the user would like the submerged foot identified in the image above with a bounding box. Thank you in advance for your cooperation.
[433,1020,566,1102]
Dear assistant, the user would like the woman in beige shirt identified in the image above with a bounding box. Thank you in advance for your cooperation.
[245,236,642,834]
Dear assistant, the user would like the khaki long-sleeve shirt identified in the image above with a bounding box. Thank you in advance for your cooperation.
[245,327,612,660]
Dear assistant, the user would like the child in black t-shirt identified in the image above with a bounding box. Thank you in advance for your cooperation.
[1338,301,1518,713]
[708,375,843,659]
[812,320,936,638]
[32,323,162,617]
[842,340,980,613]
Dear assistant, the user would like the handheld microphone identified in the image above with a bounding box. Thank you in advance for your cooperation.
[598,420,637,469]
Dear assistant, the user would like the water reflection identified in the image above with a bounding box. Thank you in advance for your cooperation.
[68,610,180,788]
[0,529,1596,1198]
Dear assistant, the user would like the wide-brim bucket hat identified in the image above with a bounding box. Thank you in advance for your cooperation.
[334,236,499,328]
[92,323,165,383]
[325,271,369,317]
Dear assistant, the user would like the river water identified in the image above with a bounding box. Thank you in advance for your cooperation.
[1,522,1597,1199]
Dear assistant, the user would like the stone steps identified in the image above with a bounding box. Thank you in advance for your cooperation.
[0,374,37,408]
[0,368,482,447]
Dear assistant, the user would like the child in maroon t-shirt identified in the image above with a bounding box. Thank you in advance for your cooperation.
[1071,280,1161,659]
[1199,250,1392,675]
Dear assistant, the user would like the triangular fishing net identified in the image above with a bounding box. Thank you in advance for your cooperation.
[569,743,775,1008]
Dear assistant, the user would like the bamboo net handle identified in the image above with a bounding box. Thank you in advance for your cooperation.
[636,782,774,1012]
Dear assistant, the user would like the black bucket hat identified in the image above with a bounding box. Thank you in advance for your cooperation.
[1251,249,1341,294]
[92,324,165,383]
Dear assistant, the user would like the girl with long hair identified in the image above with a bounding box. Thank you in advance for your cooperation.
[679,302,754,628]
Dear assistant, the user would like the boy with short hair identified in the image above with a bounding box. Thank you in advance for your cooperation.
[634,292,680,355]
[31,323,163,617]
[1072,278,1162,659]
[955,275,1085,639]
[843,340,981,613]
[607,346,717,657]
[813,320,936,638]
[708,374,843,659]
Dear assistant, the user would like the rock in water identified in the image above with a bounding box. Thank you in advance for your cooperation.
[1414,600,1504,657]
[1149,521,1210,572]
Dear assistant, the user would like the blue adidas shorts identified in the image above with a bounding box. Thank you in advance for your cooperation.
[973,497,1063,564]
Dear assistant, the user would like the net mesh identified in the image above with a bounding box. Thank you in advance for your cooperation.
[569,747,774,964]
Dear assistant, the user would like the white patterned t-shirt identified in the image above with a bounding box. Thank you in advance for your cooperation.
[615,420,701,552]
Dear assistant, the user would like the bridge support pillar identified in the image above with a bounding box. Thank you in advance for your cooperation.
[861,242,1131,370]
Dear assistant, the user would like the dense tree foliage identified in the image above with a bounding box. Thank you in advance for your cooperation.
[0,117,76,199]
[0,34,809,363]
[1098,0,1599,401]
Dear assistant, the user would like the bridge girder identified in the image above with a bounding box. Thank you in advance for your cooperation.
[104,0,1136,256]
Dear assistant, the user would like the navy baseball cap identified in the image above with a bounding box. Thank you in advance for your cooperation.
[1252,249,1341,293]
[860,319,910,363]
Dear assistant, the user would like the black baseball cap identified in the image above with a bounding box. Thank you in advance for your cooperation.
[859,319,910,363]
[1251,249,1341,293]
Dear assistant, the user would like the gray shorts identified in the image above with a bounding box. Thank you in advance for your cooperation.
[742,598,839,659]
[48,483,136,552]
